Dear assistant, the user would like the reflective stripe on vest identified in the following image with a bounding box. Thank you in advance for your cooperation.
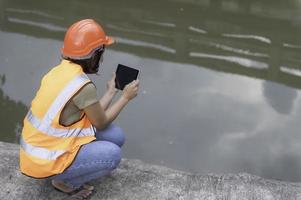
[20,136,65,160]
[20,62,98,178]
[22,74,95,160]
[27,73,94,138]
[26,110,94,138]
[44,74,90,124]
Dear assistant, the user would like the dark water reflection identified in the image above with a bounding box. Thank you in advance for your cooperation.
[1,0,301,182]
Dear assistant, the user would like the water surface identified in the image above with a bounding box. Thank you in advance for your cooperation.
[1,0,301,182]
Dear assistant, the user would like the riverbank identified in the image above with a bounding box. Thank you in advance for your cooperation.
[1,141,301,200]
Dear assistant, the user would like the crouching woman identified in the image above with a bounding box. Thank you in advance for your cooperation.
[19,19,139,199]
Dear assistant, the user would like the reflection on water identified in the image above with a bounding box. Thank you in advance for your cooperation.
[0,74,27,143]
[2,0,301,182]
[263,81,298,115]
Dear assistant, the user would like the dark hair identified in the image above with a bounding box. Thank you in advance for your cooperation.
[65,46,105,74]
[66,58,92,73]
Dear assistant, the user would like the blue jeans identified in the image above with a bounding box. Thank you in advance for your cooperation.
[51,124,125,189]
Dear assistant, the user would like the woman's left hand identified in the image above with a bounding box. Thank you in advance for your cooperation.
[106,72,118,94]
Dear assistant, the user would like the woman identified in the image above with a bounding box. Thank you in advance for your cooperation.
[19,19,139,199]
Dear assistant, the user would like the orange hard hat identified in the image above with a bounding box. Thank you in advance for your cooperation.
[61,19,114,59]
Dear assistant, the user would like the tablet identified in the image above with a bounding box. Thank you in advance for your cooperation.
[115,64,139,90]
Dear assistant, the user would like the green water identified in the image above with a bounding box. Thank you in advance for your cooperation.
[1,0,301,182]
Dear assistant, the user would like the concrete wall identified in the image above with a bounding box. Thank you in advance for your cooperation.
[1,141,301,200]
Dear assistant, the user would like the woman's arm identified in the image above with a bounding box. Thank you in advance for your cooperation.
[84,77,139,129]
[99,90,116,110]
[99,73,118,110]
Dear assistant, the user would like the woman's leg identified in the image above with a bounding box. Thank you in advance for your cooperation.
[51,124,125,198]
[95,124,125,147]
[52,140,121,189]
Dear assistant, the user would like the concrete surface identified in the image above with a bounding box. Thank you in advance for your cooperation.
[1,141,301,200]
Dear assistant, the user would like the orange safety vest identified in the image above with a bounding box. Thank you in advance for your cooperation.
[20,59,96,178]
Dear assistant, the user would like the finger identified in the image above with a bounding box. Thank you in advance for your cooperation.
[132,80,139,86]
[124,83,131,89]
[125,82,132,87]
[111,72,116,80]
[128,80,136,86]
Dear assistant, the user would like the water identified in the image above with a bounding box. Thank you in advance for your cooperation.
[1,0,301,182]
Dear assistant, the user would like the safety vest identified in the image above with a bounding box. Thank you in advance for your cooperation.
[20,59,96,178]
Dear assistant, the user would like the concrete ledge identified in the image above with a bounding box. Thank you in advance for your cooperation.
[1,141,301,200]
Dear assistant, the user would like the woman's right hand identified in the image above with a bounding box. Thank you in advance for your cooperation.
[122,80,140,101]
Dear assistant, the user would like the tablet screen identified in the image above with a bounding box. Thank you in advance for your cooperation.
[115,64,139,90]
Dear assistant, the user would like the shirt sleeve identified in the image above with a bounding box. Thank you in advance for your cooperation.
[72,83,98,110]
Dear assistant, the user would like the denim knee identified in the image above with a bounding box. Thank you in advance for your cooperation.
[96,124,126,147]
[103,142,122,170]
[111,125,125,147]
